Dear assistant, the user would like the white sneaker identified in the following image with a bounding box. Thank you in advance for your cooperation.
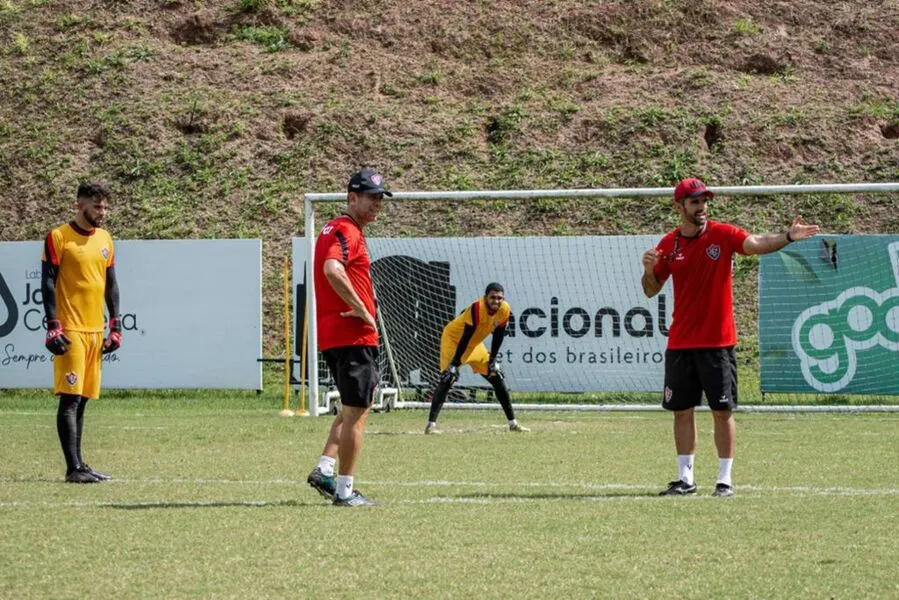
[424,423,442,435]
[509,423,530,432]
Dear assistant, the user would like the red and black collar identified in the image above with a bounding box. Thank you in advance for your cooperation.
[69,221,95,236]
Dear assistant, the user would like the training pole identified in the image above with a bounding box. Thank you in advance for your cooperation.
[278,256,294,417]
[296,307,309,416]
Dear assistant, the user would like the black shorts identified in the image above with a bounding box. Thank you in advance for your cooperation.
[663,347,737,412]
[322,346,379,409]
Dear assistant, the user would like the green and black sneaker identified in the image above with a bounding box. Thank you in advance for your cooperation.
[307,467,336,499]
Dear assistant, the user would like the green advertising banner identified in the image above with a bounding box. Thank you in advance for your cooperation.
[759,235,899,394]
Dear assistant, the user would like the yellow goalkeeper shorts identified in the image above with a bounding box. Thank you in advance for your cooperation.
[439,337,490,376]
[53,331,104,399]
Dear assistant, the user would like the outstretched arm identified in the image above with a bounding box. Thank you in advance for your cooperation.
[743,216,821,256]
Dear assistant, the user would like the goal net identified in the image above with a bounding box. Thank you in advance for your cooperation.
[368,236,666,395]
[298,184,899,414]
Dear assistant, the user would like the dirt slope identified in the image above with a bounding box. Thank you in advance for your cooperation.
[1,0,897,352]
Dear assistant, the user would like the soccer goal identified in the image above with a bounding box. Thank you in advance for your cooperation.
[300,183,899,415]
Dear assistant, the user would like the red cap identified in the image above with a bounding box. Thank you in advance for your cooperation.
[674,178,714,202]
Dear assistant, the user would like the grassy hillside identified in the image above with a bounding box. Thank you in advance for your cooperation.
[1,0,897,355]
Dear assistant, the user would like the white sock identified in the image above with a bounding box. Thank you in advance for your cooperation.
[508,419,518,426]
[317,455,336,477]
[678,454,695,485]
[427,421,437,427]
[336,475,354,499]
[717,458,733,486]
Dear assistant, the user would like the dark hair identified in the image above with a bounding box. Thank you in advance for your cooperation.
[485,282,504,296]
[77,182,110,201]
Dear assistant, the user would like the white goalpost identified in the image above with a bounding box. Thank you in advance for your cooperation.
[302,182,899,416]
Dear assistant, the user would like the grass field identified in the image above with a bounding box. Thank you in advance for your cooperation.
[1,391,897,599]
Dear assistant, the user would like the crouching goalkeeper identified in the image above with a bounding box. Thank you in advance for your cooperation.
[425,282,529,434]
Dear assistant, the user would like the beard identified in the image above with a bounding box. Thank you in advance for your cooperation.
[687,212,707,226]
[82,211,101,228]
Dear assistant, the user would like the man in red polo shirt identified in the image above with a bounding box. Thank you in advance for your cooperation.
[306,168,391,507]
[641,177,819,497]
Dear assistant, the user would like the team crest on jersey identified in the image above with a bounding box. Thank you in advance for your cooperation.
[65,372,78,386]
[101,248,109,260]
[322,225,334,235]
[706,244,721,260]
[664,386,673,403]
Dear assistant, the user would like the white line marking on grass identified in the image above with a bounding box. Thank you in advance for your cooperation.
[3,482,897,510]
[1,482,898,510]
[402,496,669,505]
[123,477,307,485]
[362,480,651,491]
[0,499,312,509]
[2,476,899,498]
[739,484,899,496]
[0,412,52,416]
[0,500,97,508]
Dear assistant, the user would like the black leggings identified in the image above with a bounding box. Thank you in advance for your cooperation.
[56,394,87,472]
[428,372,515,423]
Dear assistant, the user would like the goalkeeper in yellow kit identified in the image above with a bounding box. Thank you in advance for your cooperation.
[425,282,529,434]
[42,182,122,483]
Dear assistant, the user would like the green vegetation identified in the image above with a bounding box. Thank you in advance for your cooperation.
[11,31,30,54]
[733,17,761,36]
[0,0,20,18]
[849,97,899,123]
[227,25,292,52]
[1,397,897,598]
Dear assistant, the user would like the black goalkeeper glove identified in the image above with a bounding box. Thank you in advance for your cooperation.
[45,319,71,356]
[439,365,459,386]
[102,316,122,354]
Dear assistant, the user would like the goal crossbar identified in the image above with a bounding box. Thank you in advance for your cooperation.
[305,182,899,203]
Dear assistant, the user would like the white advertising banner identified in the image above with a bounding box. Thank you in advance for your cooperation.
[0,240,262,389]
[293,236,671,393]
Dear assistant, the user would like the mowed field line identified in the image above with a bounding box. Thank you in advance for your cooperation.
[1,477,897,510]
